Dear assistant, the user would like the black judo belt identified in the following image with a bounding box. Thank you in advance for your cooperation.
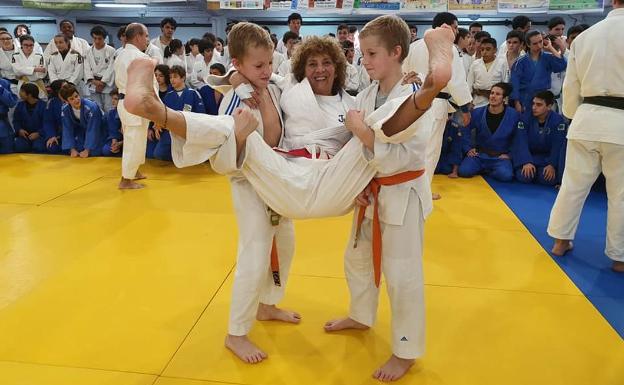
[584,96,624,111]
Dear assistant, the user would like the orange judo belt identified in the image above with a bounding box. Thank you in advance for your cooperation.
[354,169,425,288]
[268,208,282,286]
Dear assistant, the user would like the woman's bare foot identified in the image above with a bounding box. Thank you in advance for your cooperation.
[372,355,415,382]
[423,24,455,89]
[432,192,442,200]
[256,303,301,323]
[118,177,144,190]
[551,239,573,256]
[324,317,370,332]
[124,58,165,124]
[224,334,267,364]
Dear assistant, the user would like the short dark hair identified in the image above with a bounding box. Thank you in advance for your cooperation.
[337,23,348,32]
[455,27,469,44]
[474,31,491,42]
[164,39,183,59]
[110,89,119,97]
[288,13,302,23]
[567,25,585,38]
[512,15,531,30]
[328,33,336,38]
[432,12,458,29]
[341,40,354,50]
[202,32,217,44]
[53,33,70,45]
[198,38,215,54]
[49,79,67,98]
[117,25,126,40]
[534,90,555,106]
[525,30,542,45]
[155,64,171,85]
[547,16,565,30]
[19,34,34,44]
[262,26,271,34]
[348,25,357,34]
[169,65,186,78]
[59,83,79,100]
[160,17,177,30]
[492,82,512,98]
[20,83,39,99]
[59,19,74,28]
[90,25,108,39]
[408,24,418,31]
[480,37,497,48]
[506,30,524,42]
[210,63,226,75]
[282,31,299,44]
[469,22,483,30]
[13,24,30,36]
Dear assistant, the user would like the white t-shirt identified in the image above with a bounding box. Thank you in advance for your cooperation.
[72,107,81,120]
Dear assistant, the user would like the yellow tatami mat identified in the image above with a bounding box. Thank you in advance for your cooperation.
[0,154,622,385]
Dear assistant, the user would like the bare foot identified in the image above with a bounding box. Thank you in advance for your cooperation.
[423,25,454,89]
[118,177,144,190]
[256,303,301,324]
[124,58,165,123]
[324,317,369,332]
[448,172,458,179]
[224,334,267,364]
[432,192,442,200]
[551,239,573,256]
[134,171,147,180]
[372,355,415,382]
[612,261,624,273]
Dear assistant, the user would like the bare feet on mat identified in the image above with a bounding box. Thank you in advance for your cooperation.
[225,335,267,364]
[134,171,147,180]
[372,355,415,382]
[124,58,162,122]
[424,25,454,89]
[324,317,369,332]
[118,177,144,190]
[612,261,624,273]
[551,239,573,256]
[256,303,301,324]
[432,192,442,200]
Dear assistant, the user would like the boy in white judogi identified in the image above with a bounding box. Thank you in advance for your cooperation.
[84,26,116,112]
[467,37,505,107]
[190,39,216,89]
[11,35,47,99]
[43,20,90,59]
[47,35,84,90]
[0,31,19,95]
[324,16,432,382]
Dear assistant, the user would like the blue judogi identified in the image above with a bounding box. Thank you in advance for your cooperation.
[0,78,17,154]
[435,119,468,175]
[458,105,520,182]
[512,111,567,185]
[510,52,567,112]
[102,108,123,157]
[13,99,46,153]
[197,85,220,115]
[61,98,104,156]
[155,88,205,161]
[42,96,64,154]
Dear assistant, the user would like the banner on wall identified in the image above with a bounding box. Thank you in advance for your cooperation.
[23,0,90,9]
[353,0,401,11]
[497,0,548,13]
[220,0,263,8]
[267,0,297,9]
[548,0,604,13]
[305,0,355,11]
[448,0,497,14]
[401,0,448,12]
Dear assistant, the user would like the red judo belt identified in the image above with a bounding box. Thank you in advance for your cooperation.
[354,169,425,288]
[273,147,321,159]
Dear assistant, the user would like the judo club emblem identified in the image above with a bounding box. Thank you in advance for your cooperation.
[338,114,345,123]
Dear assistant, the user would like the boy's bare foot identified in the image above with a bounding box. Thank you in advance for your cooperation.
[324,317,369,332]
[448,172,458,179]
[256,303,301,323]
[134,171,147,180]
[372,355,415,382]
[225,334,267,364]
[552,239,573,256]
[612,261,624,273]
[124,58,165,123]
[118,177,144,190]
[423,25,454,89]
[432,192,442,200]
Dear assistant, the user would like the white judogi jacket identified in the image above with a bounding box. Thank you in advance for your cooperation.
[150,36,168,55]
[0,47,18,82]
[47,49,83,85]
[11,50,46,98]
[185,53,202,78]
[165,54,186,69]
[467,58,506,107]
[145,43,163,64]
[190,59,216,89]
[272,51,285,74]
[114,43,156,126]
[277,59,292,77]
[84,45,116,94]
[563,7,624,146]
[345,63,360,93]
[14,38,43,55]
[357,80,433,223]
[44,36,90,59]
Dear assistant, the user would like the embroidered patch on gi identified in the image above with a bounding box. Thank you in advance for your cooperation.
[400,336,408,342]
[518,122,525,130]
[183,104,192,112]
[557,123,566,131]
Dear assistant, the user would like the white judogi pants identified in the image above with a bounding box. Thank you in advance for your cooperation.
[345,190,426,359]
[90,92,113,113]
[548,139,624,262]
[119,99,149,180]
[228,178,295,336]
[425,98,449,185]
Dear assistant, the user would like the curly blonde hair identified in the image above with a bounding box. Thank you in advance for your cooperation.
[291,36,346,94]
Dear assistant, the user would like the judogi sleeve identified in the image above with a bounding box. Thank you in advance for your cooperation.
[12,103,24,133]
[561,45,581,119]
[548,116,567,168]
[511,119,531,167]
[0,81,17,108]
[106,110,122,141]
[170,112,234,167]
[100,49,116,87]
[84,107,103,150]
[545,53,567,74]
[61,107,76,150]
[68,53,83,85]
[447,50,473,107]
[510,59,523,105]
